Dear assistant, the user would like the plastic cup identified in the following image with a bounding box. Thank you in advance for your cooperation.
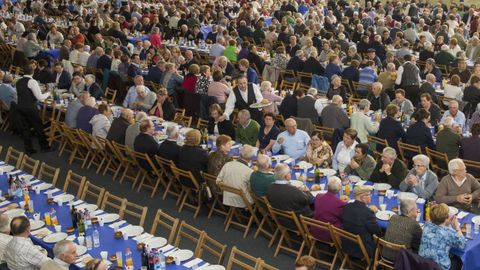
[98,218,104,227]
[77,236,85,245]
[34,186,40,195]
[320,183,325,190]
[466,223,472,239]
[33,213,40,221]
[100,251,108,260]
[57,198,63,206]
[379,196,384,205]
[175,257,181,265]
[123,232,128,240]
[380,204,387,211]
[55,225,61,232]
[475,223,479,234]
[295,172,300,180]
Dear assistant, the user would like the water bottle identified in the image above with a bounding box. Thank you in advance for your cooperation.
[159,250,166,270]
[93,225,100,248]
[85,235,93,250]
[84,209,91,229]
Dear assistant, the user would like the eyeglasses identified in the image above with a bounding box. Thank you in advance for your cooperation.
[413,164,425,168]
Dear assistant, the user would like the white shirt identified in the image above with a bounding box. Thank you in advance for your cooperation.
[216,160,254,207]
[4,236,49,270]
[24,75,50,102]
[314,98,330,116]
[0,233,13,263]
[335,142,358,172]
[224,84,263,119]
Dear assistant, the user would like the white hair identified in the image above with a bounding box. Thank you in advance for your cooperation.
[448,158,465,174]
[442,116,454,127]
[136,85,146,93]
[274,163,290,180]
[240,145,255,160]
[85,74,95,82]
[400,198,417,216]
[382,147,397,159]
[135,111,148,122]
[307,88,317,96]
[412,154,430,169]
[166,125,179,139]
[327,176,342,192]
[53,240,74,258]
[358,99,371,110]
[257,154,272,170]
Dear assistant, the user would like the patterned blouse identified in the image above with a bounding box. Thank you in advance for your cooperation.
[271,53,289,69]
[195,75,210,95]
[418,222,466,270]
[305,142,334,168]
[207,150,232,177]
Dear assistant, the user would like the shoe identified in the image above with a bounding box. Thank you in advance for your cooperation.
[26,149,37,155]
[40,147,54,153]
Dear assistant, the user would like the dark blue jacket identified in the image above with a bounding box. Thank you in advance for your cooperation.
[406,121,436,151]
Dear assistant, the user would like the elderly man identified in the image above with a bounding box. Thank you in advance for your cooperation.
[272,118,310,159]
[223,75,263,123]
[436,116,462,160]
[179,50,198,71]
[436,159,480,213]
[0,73,17,108]
[125,112,148,150]
[297,88,319,124]
[65,91,90,128]
[158,125,181,165]
[134,119,160,171]
[440,100,466,131]
[370,147,408,189]
[350,99,380,143]
[89,103,111,138]
[400,154,438,199]
[342,185,381,257]
[127,54,143,78]
[23,33,42,58]
[84,74,103,100]
[321,95,350,130]
[249,154,275,197]
[419,74,439,105]
[209,37,226,58]
[130,86,156,112]
[86,46,104,69]
[76,97,99,133]
[0,214,12,263]
[267,163,314,217]
[106,108,133,144]
[366,82,390,111]
[123,75,151,108]
[216,145,255,207]
[69,72,86,97]
[5,216,50,270]
[40,240,77,270]
[236,109,260,146]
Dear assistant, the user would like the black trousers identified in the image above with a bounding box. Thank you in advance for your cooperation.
[404,84,420,107]
[16,106,49,152]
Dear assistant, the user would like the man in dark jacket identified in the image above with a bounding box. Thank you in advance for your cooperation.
[370,147,408,189]
[51,62,72,89]
[157,125,181,164]
[133,119,160,170]
[286,50,305,73]
[106,108,133,144]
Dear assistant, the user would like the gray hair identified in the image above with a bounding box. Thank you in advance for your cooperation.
[53,240,74,258]
[135,111,148,122]
[257,154,272,170]
[448,99,459,107]
[358,99,371,110]
[274,163,290,180]
[295,49,304,57]
[238,109,251,119]
[382,147,397,159]
[448,158,465,174]
[307,88,317,96]
[327,176,342,193]
[400,198,417,215]
[0,214,9,233]
[332,95,343,105]
[442,116,454,127]
[412,154,430,169]
[136,85,146,93]
[426,73,436,82]
[120,108,133,120]
[166,125,179,139]
[386,62,396,72]
[85,97,96,107]
[85,74,95,82]
[240,145,255,160]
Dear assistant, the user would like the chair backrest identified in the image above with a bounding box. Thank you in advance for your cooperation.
[373,235,405,270]
[19,155,40,176]
[314,124,334,145]
[102,88,117,104]
[63,170,87,197]
[100,191,126,218]
[175,108,186,116]
[150,209,180,245]
[425,147,449,175]
[37,162,60,186]
[279,79,296,92]
[197,233,228,265]
[174,221,205,256]
[5,146,24,168]
[267,204,304,235]
[464,159,480,179]
[171,166,201,190]
[397,141,422,164]
[80,181,106,207]
[257,261,279,270]
[197,118,209,130]
[367,135,389,161]
[123,200,148,227]
[299,215,334,246]
[330,225,372,267]
[174,114,193,127]
[226,246,262,270]
[218,183,257,221]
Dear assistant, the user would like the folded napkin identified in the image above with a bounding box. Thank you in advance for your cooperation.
[50,188,61,194]
[10,170,21,175]
[72,200,85,206]
[29,179,40,185]
[283,158,293,164]
[457,211,469,219]
[108,220,126,229]
[355,180,367,186]
[416,198,426,204]
[197,263,212,270]
[93,209,104,216]
[183,258,204,268]
[75,254,93,268]
[134,233,154,243]
[164,248,181,256]
[0,200,11,207]
[52,193,66,200]
[159,244,175,253]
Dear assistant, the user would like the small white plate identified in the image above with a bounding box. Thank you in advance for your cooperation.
[397,192,418,201]
[319,168,336,176]
[373,183,392,191]
[204,266,226,270]
[78,204,98,213]
[34,183,53,191]
[101,213,119,223]
[170,249,194,261]
[249,101,272,108]
[289,180,304,188]
[311,190,327,197]
[76,244,87,256]
[30,220,45,231]
[296,161,313,170]
[54,194,75,203]
[4,208,25,219]
[43,232,68,243]
[471,216,480,224]
[347,175,362,183]
[376,210,396,221]
[122,225,144,237]
[2,165,15,172]
[449,206,459,216]
[21,175,35,182]
[144,237,167,249]
[273,155,290,161]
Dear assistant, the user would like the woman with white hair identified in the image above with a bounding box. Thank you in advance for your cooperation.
[435,158,480,213]
[399,154,439,199]
[370,147,408,189]
[349,99,380,143]
[260,81,282,113]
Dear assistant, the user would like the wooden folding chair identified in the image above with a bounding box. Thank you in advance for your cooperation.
[397,141,422,166]
[279,69,296,83]
[314,125,335,145]
[329,226,372,270]
[63,170,87,198]
[86,135,109,173]
[425,147,449,176]
[112,142,138,185]
[19,155,40,176]
[218,183,260,238]
[101,140,122,180]
[5,146,24,168]
[130,150,159,193]
[249,191,278,246]
[341,79,355,98]
[197,118,209,130]
[267,204,306,259]
[257,261,279,270]
[367,135,389,161]
[155,156,181,201]
[171,166,203,218]
[123,200,148,227]
[48,120,66,147]
[100,191,126,217]
[174,221,205,256]
[275,114,286,131]
[37,162,60,186]
[464,159,480,180]
[175,108,186,116]
[80,181,106,207]
[64,128,90,165]
[150,209,180,244]
[202,172,229,219]
[279,79,296,92]
[197,233,228,265]
[226,246,262,270]
[351,81,371,98]
[173,113,193,127]
[373,235,405,270]
[299,216,338,270]
[0,101,10,132]
[102,88,117,104]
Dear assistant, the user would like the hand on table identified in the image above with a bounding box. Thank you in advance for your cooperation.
[340,195,350,203]
[456,193,472,204]
[369,205,379,213]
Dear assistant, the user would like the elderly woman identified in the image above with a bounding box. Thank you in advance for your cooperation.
[436,159,480,213]
[332,128,359,173]
[207,70,231,105]
[419,203,466,270]
[342,46,362,65]
[312,177,348,242]
[327,75,347,101]
[195,65,211,95]
[178,129,209,185]
[149,88,175,121]
[207,104,235,139]
[344,143,376,180]
[370,147,408,189]
[304,131,334,168]
[181,64,200,94]
[444,74,463,102]
[350,99,380,143]
[207,135,233,176]
[260,81,282,114]
[383,198,423,261]
[271,46,289,70]
[130,85,157,112]
[256,112,280,153]
[399,154,439,199]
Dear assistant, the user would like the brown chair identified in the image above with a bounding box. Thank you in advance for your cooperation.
[249,191,278,247]
[425,147,449,176]
[464,159,480,179]
[5,147,24,168]
[372,235,405,270]
[341,79,355,98]
[279,79,296,92]
[174,221,205,257]
[0,101,10,132]
[257,261,279,270]
[314,125,335,145]
[267,205,306,259]
[299,216,338,270]
[150,209,180,245]
[397,141,422,166]
[197,233,228,265]
[367,135,389,161]
[47,120,65,147]
[37,162,60,187]
[19,155,40,176]
[111,142,138,185]
[173,113,193,127]
[155,156,181,201]
[64,128,90,165]
[201,172,229,219]
[330,226,372,270]
[100,191,127,217]
[123,200,148,227]
[197,118,209,130]
[102,88,117,104]
[171,166,203,218]
[63,170,87,197]
[226,246,262,270]
[130,150,159,194]
[351,81,371,98]
[80,181,106,207]
[101,140,122,179]
[175,108,186,116]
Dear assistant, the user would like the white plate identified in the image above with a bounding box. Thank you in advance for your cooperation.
[471,216,480,224]
[77,204,98,213]
[170,249,194,261]
[144,237,167,248]
[4,208,25,219]
[2,165,15,172]
[376,210,396,221]
[101,213,120,223]
[43,232,68,243]
[122,225,144,237]
[204,266,226,270]
[76,244,87,256]
[290,180,304,188]
[347,175,362,183]
[397,192,418,201]
[296,161,313,170]
[449,206,459,216]
[156,134,168,141]
[21,175,35,182]
[30,220,45,231]
[311,190,327,197]
[34,183,53,191]
[319,168,336,176]
[54,194,75,203]
[273,155,290,161]
[249,101,272,108]
[373,183,392,191]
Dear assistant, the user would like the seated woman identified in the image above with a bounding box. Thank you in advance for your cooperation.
[406,108,436,151]
[207,135,233,176]
[304,131,334,168]
[178,129,209,185]
[332,128,359,173]
[207,104,235,139]
[460,123,480,177]
[419,203,466,270]
[377,104,406,151]
[148,88,175,121]
[181,64,200,94]
[443,74,463,103]
[256,112,280,153]
[260,81,283,114]
[343,143,376,180]
[327,75,347,101]
[399,154,438,199]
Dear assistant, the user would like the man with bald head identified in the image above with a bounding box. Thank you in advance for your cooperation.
[106,108,134,144]
[249,154,275,197]
[272,118,310,159]
[40,240,77,270]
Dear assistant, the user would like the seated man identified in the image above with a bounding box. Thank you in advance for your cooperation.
[342,186,381,258]
[267,163,314,217]
[89,103,112,138]
[133,119,160,171]
[130,85,157,112]
[399,154,438,199]
[40,240,77,270]
[272,118,310,159]
[157,125,181,165]
[436,159,480,213]
[249,154,275,197]
[370,147,408,189]
[236,109,260,146]
[123,75,151,108]
[106,108,133,144]
[64,91,89,128]
[343,143,376,180]
[0,214,12,264]
[76,97,99,133]
[216,145,255,207]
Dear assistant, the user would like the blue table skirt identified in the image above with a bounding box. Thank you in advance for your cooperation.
[127,36,150,44]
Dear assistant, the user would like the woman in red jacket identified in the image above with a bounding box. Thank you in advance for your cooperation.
[181,64,200,94]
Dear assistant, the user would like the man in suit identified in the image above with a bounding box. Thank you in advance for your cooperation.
[286,35,301,58]
[33,59,53,84]
[96,47,113,71]
[106,108,133,144]
[297,88,318,123]
[302,50,324,75]
[127,54,143,78]
[370,147,408,189]
[147,61,165,84]
[342,185,381,258]
[179,50,198,72]
[51,62,72,89]
[59,39,71,61]
[84,74,103,100]
[466,36,480,62]
[320,95,350,129]
[40,240,77,270]
[133,119,160,170]
[286,50,305,73]
[158,125,181,164]
[419,74,439,105]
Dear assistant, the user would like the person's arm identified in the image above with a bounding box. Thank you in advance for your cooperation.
[28,79,50,101]
[417,172,439,199]
[271,133,283,154]
[339,110,350,128]
[332,143,341,171]
[395,66,404,85]
[223,93,236,120]
[26,245,50,268]
[365,209,382,235]
[435,177,458,204]
[123,89,132,107]
[387,161,408,189]
[356,156,376,180]
[410,223,423,253]
[470,175,480,199]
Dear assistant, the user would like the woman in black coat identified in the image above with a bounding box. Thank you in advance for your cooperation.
[178,129,209,186]
[377,104,407,151]
[405,108,436,151]
[207,104,235,139]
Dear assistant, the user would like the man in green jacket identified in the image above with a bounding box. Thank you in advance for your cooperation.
[344,143,377,180]
[436,116,461,160]
[236,109,260,146]
[249,154,275,197]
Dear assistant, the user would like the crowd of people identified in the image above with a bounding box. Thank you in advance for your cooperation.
[1,0,480,269]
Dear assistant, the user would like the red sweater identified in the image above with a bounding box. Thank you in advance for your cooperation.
[181,74,198,94]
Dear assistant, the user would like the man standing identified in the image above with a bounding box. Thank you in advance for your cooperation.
[40,240,77,270]
[223,75,263,123]
[272,118,310,159]
[15,65,51,154]
[396,54,421,105]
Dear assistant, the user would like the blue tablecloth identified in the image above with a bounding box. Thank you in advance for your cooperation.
[38,48,60,60]
[200,25,212,40]
[264,17,273,26]
[127,35,150,44]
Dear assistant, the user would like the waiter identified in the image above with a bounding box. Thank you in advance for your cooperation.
[16,64,51,154]
[222,75,263,123]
